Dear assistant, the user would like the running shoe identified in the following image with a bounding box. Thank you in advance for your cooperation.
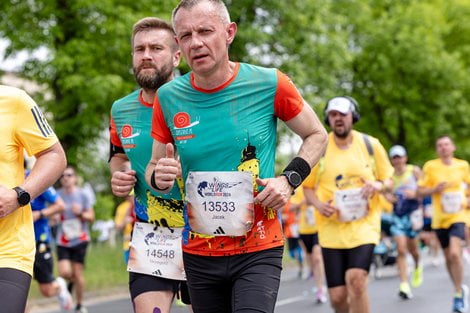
[75,305,88,313]
[175,298,186,307]
[315,287,327,304]
[463,248,470,265]
[411,264,423,288]
[56,276,73,311]
[453,285,469,313]
[399,282,413,300]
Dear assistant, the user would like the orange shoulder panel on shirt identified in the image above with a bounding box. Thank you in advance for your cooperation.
[274,70,304,122]
[109,117,122,147]
[151,94,174,144]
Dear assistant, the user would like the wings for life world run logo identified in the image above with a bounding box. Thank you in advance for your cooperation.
[197,177,243,198]
[173,112,199,141]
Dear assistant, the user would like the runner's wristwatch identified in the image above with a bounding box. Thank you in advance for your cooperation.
[13,186,31,206]
[281,170,302,189]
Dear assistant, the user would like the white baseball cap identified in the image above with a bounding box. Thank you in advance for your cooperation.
[325,97,354,114]
[389,145,407,158]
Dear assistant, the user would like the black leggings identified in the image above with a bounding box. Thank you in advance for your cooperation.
[0,268,31,313]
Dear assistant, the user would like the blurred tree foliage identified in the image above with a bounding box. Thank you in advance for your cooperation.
[1,0,470,178]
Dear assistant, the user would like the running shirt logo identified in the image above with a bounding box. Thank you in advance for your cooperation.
[120,124,140,149]
[197,178,243,197]
[173,112,199,141]
[173,112,199,129]
[121,124,140,139]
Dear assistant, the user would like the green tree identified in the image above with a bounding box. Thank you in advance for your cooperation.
[348,0,470,164]
[0,0,179,166]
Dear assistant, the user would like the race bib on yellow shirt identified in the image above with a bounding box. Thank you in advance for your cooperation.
[62,218,82,240]
[305,205,316,226]
[186,171,254,236]
[441,192,462,213]
[289,224,299,238]
[334,188,368,222]
[127,222,185,281]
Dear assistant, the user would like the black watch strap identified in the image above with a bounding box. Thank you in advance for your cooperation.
[13,186,31,206]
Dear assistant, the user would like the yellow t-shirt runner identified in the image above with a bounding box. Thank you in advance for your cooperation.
[0,85,59,275]
[303,130,393,249]
[418,158,470,229]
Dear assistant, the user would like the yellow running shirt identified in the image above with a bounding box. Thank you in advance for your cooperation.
[303,130,393,249]
[418,158,470,229]
[0,85,59,275]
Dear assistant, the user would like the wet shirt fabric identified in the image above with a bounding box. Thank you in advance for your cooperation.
[418,158,470,229]
[110,89,184,228]
[0,85,59,275]
[303,131,394,249]
[31,186,59,243]
[151,62,304,256]
[56,188,92,247]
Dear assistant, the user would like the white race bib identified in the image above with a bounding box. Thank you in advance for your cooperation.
[334,188,368,222]
[127,222,185,281]
[289,224,299,238]
[185,171,254,236]
[305,205,316,226]
[410,209,423,231]
[441,192,462,213]
[62,218,82,240]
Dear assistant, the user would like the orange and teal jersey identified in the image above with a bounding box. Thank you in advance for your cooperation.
[151,62,304,256]
[110,89,184,228]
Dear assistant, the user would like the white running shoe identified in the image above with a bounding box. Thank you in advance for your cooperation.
[315,287,328,304]
[56,277,73,311]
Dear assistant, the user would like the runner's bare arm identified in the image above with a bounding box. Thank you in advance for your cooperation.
[303,185,337,217]
[285,102,328,167]
[0,142,66,218]
[255,103,328,210]
[33,197,65,222]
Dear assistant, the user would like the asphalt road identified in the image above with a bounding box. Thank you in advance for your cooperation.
[32,254,470,313]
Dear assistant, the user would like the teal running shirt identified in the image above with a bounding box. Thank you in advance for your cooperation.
[110,89,184,228]
[152,63,304,256]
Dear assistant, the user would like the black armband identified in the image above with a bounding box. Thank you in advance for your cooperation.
[108,142,125,162]
[282,157,311,183]
[150,169,168,191]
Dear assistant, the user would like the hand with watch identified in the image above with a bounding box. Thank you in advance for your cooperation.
[0,185,31,218]
[254,157,310,210]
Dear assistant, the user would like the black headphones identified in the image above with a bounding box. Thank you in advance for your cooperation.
[323,96,360,126]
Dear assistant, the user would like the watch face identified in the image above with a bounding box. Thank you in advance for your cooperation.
[289,172,302,187]
[14,187,31,206]
[19,192,31,206]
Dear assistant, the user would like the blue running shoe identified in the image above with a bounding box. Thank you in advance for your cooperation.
[453,285,469,313]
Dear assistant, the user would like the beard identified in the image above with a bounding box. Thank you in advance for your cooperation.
[133,60,173,90]
[332,124,352,139]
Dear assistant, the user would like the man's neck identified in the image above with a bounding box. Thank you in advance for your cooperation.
[193,61,236,90]
[394,164,407,175]
[64,185,76,194]
[440,155,453,165]
[141,88,156,104]
[333,131,354,150]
